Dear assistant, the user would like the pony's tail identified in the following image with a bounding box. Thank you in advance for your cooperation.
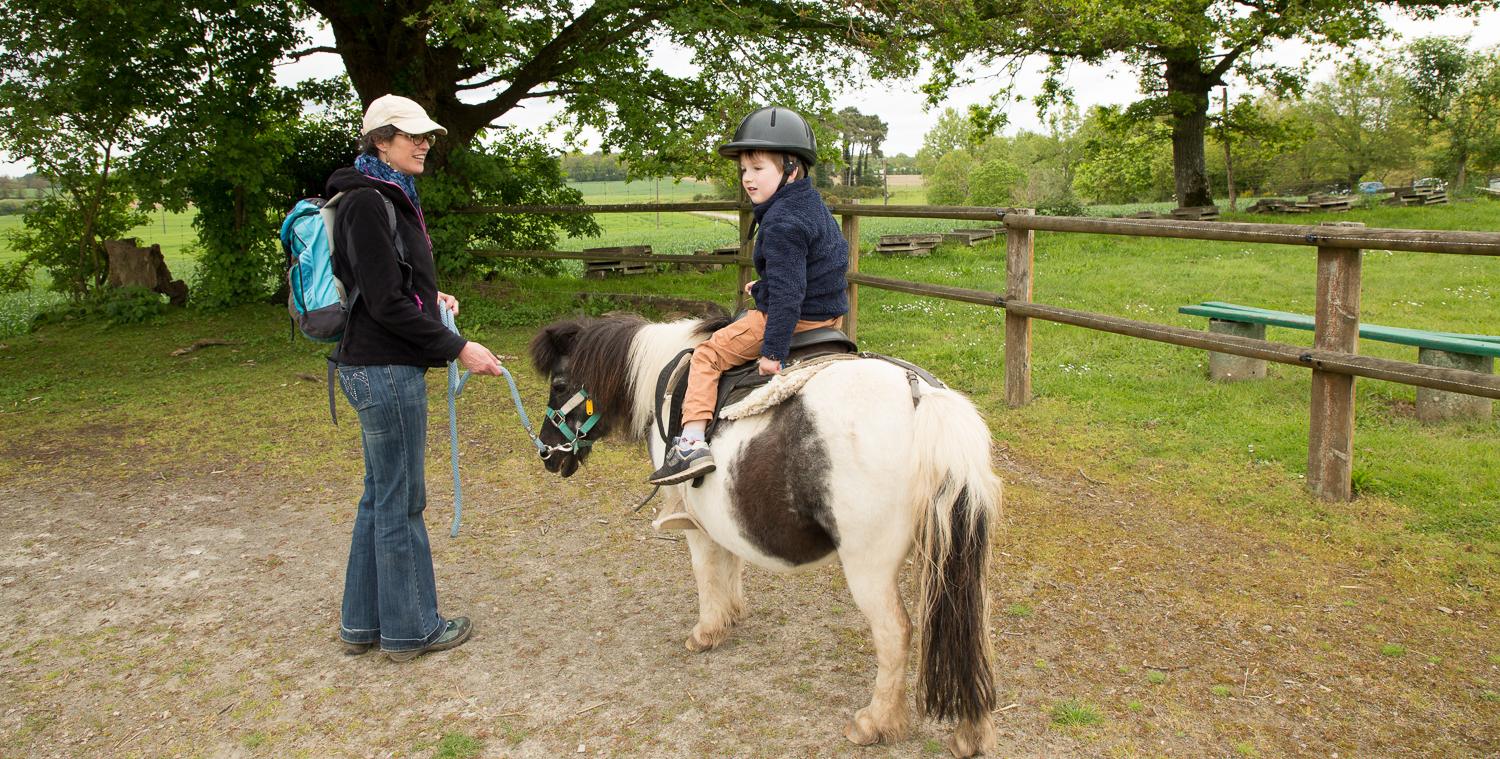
[910,386,1001,743]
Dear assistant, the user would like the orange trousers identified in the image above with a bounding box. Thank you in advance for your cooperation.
[682,309,843,424]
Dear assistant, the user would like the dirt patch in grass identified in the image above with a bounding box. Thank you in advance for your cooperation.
[1,438,1496,757]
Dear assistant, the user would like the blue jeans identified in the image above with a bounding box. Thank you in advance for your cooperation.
[336,364,445,652]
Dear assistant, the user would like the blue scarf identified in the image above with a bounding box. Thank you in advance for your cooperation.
[355,153,420,207]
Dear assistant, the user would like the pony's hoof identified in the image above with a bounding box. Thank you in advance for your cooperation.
[685,624,727,652]
[843,706,906,746]
[946,718,997,758]
[843,718,881,746]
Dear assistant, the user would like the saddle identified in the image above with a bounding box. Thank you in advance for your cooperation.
[654,327,857,445]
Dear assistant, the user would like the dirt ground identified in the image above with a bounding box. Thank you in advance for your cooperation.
[2,426,1496,758]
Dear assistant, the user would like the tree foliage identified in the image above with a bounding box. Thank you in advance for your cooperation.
[1397,37,1500,188]
[0,0,202,296]
[880,0,1497,207]
[304,0,904,178]
[1303,59,1417,190]
[834,107,889,186]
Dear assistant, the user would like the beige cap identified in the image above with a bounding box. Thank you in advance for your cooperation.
[361,94,447,136]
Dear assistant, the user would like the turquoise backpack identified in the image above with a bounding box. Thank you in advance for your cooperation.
[280,188,407,342]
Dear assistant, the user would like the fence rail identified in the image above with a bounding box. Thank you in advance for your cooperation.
[459,200,1500,502]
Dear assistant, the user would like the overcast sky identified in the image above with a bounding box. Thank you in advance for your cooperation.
[2,6,1495,175]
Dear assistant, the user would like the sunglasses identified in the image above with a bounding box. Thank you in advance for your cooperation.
[396,130,439,146]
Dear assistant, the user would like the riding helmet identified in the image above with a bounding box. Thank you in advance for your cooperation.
[718,106,818,167]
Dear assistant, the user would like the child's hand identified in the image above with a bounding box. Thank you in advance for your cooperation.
[757,356,781,376]
[437,291,459,316]
[743,279,757,296]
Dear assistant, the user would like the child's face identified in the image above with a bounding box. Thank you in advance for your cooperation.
[739,153,789,204]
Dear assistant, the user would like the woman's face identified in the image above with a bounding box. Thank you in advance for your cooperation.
[377,131,435,175]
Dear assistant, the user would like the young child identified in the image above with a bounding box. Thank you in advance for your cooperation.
[648,106,849,488]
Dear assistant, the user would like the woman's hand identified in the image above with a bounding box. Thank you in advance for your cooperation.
[457,341,503,376]
[743,279,757,297]
[437,291,459,316]
[757,356,781,376]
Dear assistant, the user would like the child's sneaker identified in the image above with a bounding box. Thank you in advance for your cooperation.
[648,439,715,485]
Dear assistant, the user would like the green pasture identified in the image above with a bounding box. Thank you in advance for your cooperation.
[0,186,1495,575]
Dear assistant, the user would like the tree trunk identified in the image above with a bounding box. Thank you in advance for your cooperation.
[1165,55,1216,208]
[78,143,114,295]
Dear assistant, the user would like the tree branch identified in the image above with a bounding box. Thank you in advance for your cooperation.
[286,46,338,61]
[456,74,508,91]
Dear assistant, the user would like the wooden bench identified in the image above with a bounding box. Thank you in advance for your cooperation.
[1179,301,1499,422]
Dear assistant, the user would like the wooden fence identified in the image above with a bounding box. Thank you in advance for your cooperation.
[456,201,1500,502]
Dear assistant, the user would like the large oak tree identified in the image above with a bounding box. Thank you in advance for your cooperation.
[300,0,904,174]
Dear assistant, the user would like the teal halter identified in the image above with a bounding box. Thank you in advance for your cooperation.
[544,387,601,454]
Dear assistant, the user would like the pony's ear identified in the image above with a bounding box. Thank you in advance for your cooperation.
[530,320,584,373]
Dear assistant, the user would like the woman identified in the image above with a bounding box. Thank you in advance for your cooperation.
[328,94,503,662]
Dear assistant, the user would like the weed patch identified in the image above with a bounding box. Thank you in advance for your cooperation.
[1050,698,1103,727]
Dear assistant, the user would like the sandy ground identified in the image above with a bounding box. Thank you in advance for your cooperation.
[1,429,1496,757]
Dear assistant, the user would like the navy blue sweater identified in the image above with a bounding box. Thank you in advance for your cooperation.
[749,178,849,360]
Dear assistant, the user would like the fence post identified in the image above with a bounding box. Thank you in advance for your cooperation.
[1005,208,1036,407]
[736,206,753,312]
[843,213,860,341]
[1308,236,1362,501]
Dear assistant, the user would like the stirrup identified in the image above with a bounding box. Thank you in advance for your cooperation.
[652,510,701,531]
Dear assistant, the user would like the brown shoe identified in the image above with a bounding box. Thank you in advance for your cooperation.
[386,617,472,662]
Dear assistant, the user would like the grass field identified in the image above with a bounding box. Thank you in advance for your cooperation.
[2,182,1497,758]
[475,198,1500,555]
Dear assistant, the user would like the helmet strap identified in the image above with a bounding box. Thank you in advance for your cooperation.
[776,155,798,193]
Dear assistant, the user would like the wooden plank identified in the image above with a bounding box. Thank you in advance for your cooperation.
[737,206,754,312]
[472,249,748,266]
[844,213,860,342]
[1006,210,1036,407]
[942,232,980,245]
[1307,242,1362,502]
[997,214,1500,256]
[879,233,944,244]
[839,271,1500,398]
[951,228,998,239]
[457,201,741,214]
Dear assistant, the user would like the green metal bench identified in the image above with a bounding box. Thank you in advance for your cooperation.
[1179,301,1498,421]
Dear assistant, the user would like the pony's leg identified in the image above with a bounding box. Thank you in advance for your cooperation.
[682,526,745,653]
[840,554,912,746]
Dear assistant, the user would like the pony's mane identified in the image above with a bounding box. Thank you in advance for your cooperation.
[530,314,728,441]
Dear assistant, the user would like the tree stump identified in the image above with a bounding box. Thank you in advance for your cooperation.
[104,238,188,306]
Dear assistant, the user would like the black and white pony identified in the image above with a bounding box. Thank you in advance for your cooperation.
[529,314,1002,757]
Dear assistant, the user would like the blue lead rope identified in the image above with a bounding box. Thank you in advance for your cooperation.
[440,304,547,538]
[441,305,472,537]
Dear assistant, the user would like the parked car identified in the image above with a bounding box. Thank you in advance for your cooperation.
[1358,181,1385,194]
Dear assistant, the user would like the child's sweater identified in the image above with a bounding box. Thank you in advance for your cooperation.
[749,178,850,360]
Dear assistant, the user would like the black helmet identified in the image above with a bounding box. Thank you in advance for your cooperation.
[718,106,818,167]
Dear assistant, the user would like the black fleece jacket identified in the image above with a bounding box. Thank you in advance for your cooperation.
[748,178,849,360]
[326,166,467,367]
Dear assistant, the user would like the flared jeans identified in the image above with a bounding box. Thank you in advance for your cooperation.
[335,364,445,652]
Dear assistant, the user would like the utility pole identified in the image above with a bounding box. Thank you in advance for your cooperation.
[1221,88,1237,212]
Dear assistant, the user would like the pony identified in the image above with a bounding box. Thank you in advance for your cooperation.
[529,314,1003,757]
